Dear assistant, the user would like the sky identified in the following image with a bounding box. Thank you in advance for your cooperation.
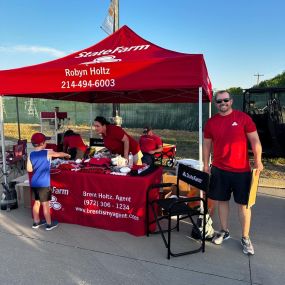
[0,0,284,90]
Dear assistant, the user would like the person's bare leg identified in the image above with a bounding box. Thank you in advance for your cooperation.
[238,204,251,238]
[32,200,40,223]
[218,201,230,231]
[208,199,216,216]
[42,201,51,225]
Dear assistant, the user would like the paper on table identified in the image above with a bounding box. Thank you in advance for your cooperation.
[247,169,260,208]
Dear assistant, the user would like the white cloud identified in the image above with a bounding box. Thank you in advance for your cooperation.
[0,45,66,58]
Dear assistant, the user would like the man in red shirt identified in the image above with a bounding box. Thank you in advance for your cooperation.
[139,127,163,166]
[203,90,263,255]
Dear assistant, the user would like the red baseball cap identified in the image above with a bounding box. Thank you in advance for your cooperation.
[31,132,51,145]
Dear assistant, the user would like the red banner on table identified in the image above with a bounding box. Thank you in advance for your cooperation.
[44,168,162,236]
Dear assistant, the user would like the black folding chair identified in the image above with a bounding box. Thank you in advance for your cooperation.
[146,163,210,259]
[89,138,104,147]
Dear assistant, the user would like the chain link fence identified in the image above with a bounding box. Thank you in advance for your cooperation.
[2,96,244,130]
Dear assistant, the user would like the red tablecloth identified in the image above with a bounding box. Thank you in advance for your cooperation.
[47,167,162,236]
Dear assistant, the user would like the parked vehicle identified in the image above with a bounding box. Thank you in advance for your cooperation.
[243,87,285,157]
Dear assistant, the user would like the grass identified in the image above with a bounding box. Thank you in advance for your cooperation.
[3,123,285,180]
[268,157,285,166]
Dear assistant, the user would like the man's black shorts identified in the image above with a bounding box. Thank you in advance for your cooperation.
[31,187,51,202]
[209,166,251,205]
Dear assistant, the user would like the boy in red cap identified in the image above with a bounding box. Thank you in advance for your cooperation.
[27,132,71,230]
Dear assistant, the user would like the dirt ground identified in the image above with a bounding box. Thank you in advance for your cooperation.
[4,123,285,181]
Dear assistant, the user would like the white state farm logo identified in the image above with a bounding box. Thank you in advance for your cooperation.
[75,44,150,59]
[49,196,62,210]
[79,55,121,66]
[51,186,69,195]
[182,171,203,184]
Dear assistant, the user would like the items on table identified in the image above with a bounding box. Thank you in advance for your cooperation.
[50,149,154,176]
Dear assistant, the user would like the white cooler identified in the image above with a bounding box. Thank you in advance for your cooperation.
[175,158,202,175]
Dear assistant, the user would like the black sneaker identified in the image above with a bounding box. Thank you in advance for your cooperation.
[45,221,59,231]
[241,237,255,255]
[212,230,230,245]
[32,220,47,229]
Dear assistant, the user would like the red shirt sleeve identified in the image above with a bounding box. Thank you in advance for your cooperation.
[244,114,257,133]
[204,120,212,139]
[154,135,162,146]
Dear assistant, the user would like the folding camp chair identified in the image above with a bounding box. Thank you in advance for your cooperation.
[146,163,210,259]
[154,143,176,167]
[17,139,27,170]
[153,152,163,165]
[5,143,25,178]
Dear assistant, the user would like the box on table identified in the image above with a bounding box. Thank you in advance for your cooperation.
[163,173,190,194]
[162,172,215,210]
[162,173,200,207]
[15,183,32,208]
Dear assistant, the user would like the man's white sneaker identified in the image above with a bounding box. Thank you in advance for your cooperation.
[241,237,255,255]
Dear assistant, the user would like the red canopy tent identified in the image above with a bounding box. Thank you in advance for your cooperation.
[0,25,212,103]
[0,25,212,182]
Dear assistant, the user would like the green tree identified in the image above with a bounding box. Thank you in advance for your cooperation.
[258,71,285,87]
[227,87,243,95]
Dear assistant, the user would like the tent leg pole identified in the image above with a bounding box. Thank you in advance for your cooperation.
[208,101,212,165]
[0,96,7,185]
[198,87,203,170]
[54,110,58,145]
[198,87,204,211]
[90,104,93,138]
[208,101,212,119]
[16,97,21,140]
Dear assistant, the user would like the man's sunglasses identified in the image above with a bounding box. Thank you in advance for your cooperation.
[215,98,231,104]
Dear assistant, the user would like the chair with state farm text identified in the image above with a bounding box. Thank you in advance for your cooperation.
[87,138,105,158]
[89,138,105,147]
[146,163,210,259]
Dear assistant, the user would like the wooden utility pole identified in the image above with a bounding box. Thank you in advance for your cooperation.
[254,73,264,85]
[113,0,119,31]
[112,0,120,117]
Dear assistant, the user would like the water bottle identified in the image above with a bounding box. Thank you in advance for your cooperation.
[128,152,133,168]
